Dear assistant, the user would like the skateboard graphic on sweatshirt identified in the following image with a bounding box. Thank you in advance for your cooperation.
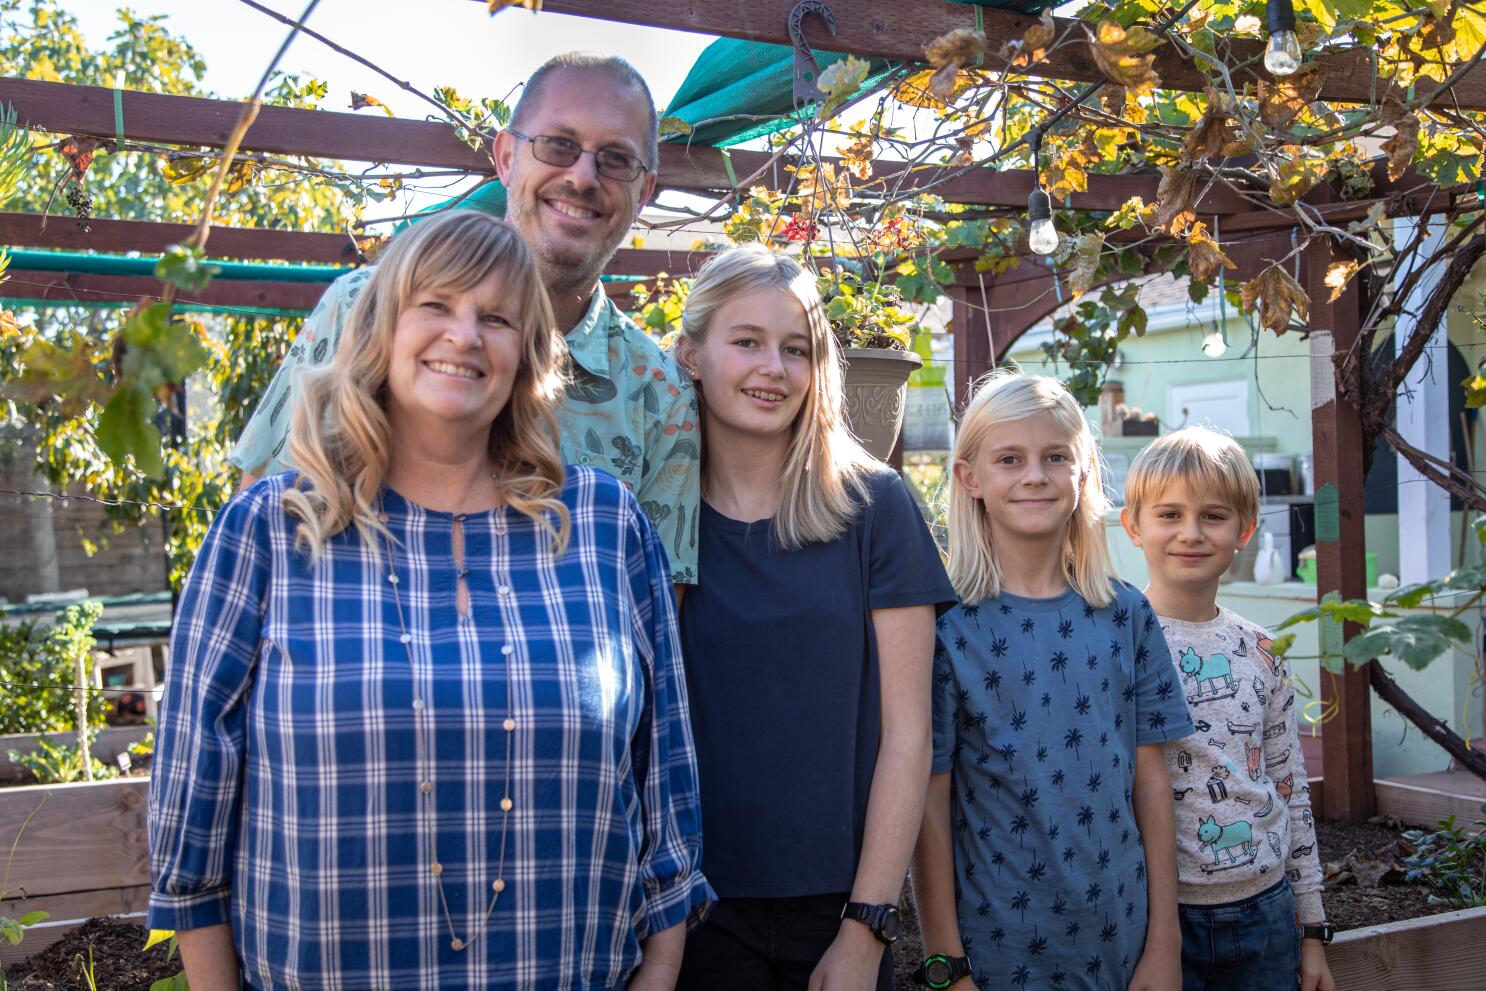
[1179,647,1239,704]
[1197,815,1258,872]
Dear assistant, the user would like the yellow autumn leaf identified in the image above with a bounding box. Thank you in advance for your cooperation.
[1087,21,1164,95]
[1185,221,1235,283]
[1325,260,1359,302]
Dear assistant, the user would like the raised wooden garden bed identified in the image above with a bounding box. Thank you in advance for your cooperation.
[0,777,150,968]
[1328,904,1486,990]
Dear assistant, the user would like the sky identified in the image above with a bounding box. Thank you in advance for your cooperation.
[67,0,724,221]
[70,0,715,116]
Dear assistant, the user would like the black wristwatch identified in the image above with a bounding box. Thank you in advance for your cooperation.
[840,901,902,944]
[913,952,973,989]
[1302,921,1335,944]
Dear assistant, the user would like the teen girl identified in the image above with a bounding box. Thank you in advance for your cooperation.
[911,372,1194,991]
[671,245,955,991]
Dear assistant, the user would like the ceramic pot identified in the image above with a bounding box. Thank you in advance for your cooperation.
[841,348,922,460]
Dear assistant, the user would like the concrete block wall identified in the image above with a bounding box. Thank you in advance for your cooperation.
[0,470,167,603]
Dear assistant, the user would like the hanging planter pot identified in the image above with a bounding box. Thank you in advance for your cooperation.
[841,348,922,460]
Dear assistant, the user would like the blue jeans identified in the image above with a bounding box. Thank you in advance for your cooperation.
[1178,879,1301,991]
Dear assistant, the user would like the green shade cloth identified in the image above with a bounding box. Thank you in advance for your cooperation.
[661,41,897,148]
[2,248,349,283]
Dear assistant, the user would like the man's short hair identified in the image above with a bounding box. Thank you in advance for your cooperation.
[1124,426,1261,526]
[510,53,659,170]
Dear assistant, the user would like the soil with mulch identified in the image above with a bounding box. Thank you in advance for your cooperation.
[5,918,180,991]
[1315,816,1457,931]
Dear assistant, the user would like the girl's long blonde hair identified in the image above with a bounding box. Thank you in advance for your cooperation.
[678,244,878,549]
[947,371,1116,607]
[283,210,569,558]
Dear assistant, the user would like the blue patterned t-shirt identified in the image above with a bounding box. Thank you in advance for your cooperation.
[931,583,1194,991]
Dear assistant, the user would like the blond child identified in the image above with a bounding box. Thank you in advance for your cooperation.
[912,372,1194,991]
[1121,427,1334,991]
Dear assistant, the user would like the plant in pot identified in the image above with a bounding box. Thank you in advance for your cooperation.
[817,268,922,459]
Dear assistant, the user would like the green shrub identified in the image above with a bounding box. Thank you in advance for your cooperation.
[7,732,120,784]
[0,602,107,735]
[1402,812,1486,909]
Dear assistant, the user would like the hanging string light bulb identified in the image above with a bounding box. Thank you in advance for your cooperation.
[1026,129,1059,255]
[1264,0,1302,77]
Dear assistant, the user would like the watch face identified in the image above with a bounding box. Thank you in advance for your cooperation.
[878,908,902,943]
[924,958,952,988]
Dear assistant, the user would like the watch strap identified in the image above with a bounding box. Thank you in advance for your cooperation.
[1302,922,1335,944]
[840,901,900,944]
[913,952,973,989]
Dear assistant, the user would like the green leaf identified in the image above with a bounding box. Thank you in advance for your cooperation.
[142,929,175,953]
[1342,614,1468,671]
[1,917,22,945]
[121,303,210,393]
[1318,598,1387,627]
[149,973,189,991]
[154,244,220,293]
[96,384,164,478]
[1268,632,1296,658]
[17,911,48,926]
[1385,580,1447,609]
[1444,564,1486,594]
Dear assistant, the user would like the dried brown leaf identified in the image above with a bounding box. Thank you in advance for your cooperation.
[1067,232,1105,299]
[1154,165,1198,237]
[487,0,541,12]
[1380,93,1421,182]
[1186,221,1236,283]
[1258,63,1325,131]
[1088,21,1164,95]
[1183,90,1238,163]
[1239,266,1310,335]
[925,28,987,68]
[1018,10,1056,65]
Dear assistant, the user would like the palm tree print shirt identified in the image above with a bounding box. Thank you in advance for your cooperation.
[931,584,1194,990]
[230,269,702,584]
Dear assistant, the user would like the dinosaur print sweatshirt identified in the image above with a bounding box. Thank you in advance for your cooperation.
[1159,606,1325,923]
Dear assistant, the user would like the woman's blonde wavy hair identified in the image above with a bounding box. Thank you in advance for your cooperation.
[677,244,878,549]
[947,370,1116,607]
[283,210,569,559]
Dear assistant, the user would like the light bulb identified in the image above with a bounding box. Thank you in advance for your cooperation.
[1027,187,1059,255]
[1264,0,1302,77]
[1264,31,1302,76]
[1201,331,1228,358]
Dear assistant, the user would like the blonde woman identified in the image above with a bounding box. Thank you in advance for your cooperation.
[911,372,1193,991]
[670,245,954,991]
[148,211,713,991]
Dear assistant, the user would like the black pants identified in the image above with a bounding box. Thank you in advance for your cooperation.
[676,893,895,991]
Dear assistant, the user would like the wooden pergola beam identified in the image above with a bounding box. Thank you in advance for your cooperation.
[531,0,1486,110]
[0,269,327,311]
[0,77,1255,213]
[0,213,360,263]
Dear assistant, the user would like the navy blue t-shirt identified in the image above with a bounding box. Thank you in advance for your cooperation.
[680,467,956,898]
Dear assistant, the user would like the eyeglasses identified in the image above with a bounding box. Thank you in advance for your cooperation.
[506,129,649,182]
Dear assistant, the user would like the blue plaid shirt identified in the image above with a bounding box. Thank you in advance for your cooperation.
[148,468,713,990]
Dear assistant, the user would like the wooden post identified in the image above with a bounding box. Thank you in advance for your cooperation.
[1306,234,1375,820]
[947,282,995,414]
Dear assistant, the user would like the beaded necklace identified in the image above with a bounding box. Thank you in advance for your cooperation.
[383,503,515,954]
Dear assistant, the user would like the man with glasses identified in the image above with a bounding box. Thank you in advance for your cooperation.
[231,53,701,586]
